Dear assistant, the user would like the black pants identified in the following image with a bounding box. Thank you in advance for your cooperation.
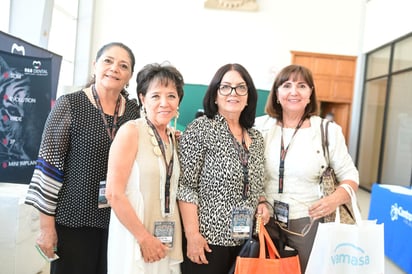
[181,233,243,274]
[50,224,108,274]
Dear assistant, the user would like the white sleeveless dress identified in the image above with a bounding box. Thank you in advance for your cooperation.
[107,119,183,274]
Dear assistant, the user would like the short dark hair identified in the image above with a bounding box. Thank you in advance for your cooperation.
[136,62,184,106]
[203,63,258,129]
[265,64,318,121]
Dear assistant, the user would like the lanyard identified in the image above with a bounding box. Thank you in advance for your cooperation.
[91,85,121,142]
[146,118,174,213]
[278,118,304,193]
[230,129,250,200]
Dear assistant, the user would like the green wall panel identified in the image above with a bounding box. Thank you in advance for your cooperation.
[176,84,269,130]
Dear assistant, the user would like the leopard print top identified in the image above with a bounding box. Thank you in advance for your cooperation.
[177,114,265,246]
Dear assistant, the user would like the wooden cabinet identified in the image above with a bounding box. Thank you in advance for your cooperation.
[291,51,357,143]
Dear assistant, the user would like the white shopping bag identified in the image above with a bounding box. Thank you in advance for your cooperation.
[305,185,384,274]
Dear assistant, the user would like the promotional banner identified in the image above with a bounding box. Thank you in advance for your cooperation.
[0,50,51,183]
[0,31,61,103]
[368,183,412,274]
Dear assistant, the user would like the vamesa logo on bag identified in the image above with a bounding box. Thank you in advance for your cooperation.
[331,243,370,266]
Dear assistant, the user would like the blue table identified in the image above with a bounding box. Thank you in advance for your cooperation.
[368,183,412,274]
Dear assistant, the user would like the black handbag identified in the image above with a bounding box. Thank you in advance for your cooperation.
[259,201,299,258]
[228,218,260,274]
[229,203,299,274]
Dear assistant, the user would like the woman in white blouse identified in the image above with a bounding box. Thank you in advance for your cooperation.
[254,64,359,273]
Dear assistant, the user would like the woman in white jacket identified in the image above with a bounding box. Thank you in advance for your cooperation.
[254,64,359,273]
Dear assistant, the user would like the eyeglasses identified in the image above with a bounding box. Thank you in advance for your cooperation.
[278,82,312,93]
[273,197,314,237]
[218,84,248,96]
[275,217,314,237]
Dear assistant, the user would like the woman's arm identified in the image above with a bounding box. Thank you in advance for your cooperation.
[310,121,359,219]
[36,213,57,259]
[178,200,211,264]
[106,121,167,262]
[177,118,211,264]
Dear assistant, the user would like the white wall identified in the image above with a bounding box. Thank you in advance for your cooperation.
[5,0,411,92]
[91,0,365,91]
[363,0,412,52]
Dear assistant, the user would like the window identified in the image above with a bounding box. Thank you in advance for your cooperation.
[357,78,387,189]
[47,0,79,98]
[392,36,412,72]
[381,72,412,185]
[357,33,412,189]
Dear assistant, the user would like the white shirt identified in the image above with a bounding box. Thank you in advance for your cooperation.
[255,115,359,219]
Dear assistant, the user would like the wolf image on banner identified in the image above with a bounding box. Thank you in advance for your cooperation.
[0,52,51,183]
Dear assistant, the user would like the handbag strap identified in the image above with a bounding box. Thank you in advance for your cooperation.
[320,119,331,165]
[258,221,281,259]
[337,184,363,224]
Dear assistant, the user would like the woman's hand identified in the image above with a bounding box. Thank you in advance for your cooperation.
[185,231,211,264]
[37,213,58,259]
[309,194,340,219]
[309,182,358,219]
[174,130,182,141]
[139,234,168,263]
[256,202,271,225]
[36,226,58,259]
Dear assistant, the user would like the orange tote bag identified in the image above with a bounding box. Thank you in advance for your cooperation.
[234,220,301,274]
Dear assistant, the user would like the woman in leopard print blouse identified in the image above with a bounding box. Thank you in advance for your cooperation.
[177,63,270,274]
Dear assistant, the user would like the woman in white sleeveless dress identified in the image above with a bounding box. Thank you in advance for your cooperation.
[105,63,184,274]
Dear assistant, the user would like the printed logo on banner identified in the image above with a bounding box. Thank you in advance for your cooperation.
[390,203,412,227]
[24,60,49,76]
[11,43,25,55]
[32,60,41,69]
[331,243,370,267]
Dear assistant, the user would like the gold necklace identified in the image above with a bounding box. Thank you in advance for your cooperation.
[148,126,162,156]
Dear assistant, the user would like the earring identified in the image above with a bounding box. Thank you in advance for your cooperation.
[276,99,280,104]
[174,107,180,130]
[140,105,146,118]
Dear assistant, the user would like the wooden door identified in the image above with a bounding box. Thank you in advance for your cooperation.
[291,51,357,143]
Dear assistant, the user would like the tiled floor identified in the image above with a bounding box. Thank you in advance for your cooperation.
[40,188,406,274]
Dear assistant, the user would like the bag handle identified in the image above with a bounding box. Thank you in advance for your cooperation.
[336,184,362,224]
[320,119,331,165]
[258,220,281,259]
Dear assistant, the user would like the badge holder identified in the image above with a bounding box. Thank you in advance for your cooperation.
[231,207,253,240]
[154,221,175,248]
[274,200,289,229]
